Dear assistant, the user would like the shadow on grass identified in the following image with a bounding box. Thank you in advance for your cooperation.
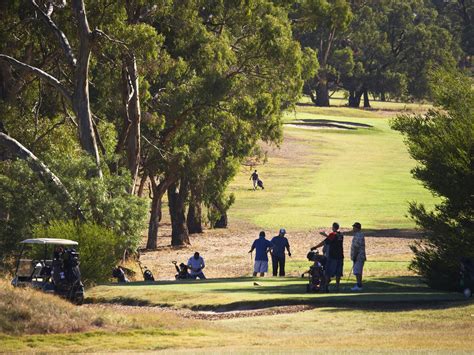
[87,276,468,313]
[361,228,425,238]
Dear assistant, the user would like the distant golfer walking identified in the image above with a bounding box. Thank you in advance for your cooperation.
[249,231,273,277]
[250,170,259,190]
[271,228,291,277]
[350,222,366,291]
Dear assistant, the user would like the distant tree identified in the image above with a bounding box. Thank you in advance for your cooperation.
[431,0,473,66]
[294,0,352,106]
[344,0,459,107]
[390,70,474,290]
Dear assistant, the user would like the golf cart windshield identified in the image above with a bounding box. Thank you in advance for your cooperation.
[14,238,79,282]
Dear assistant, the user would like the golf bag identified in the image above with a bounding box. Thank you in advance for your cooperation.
[112,266,129,283]
[302,250,327,292]
[460,258,474,298]
[143,268,155,281]
[52,248,84,304]
[173,261,190,280]
[257,179,264,189]
[137,260,155,282]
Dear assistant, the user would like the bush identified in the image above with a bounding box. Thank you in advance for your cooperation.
[33,221,123,284]
[0,153,148,261]
[390,70,474,290]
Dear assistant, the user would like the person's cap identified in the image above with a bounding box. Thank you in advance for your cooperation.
[352,222,362,229]
[259,231,265,237]
[279,228,286,235]
[332,222,340,229]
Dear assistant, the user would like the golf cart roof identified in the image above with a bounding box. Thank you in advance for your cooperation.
[20,238,78,246]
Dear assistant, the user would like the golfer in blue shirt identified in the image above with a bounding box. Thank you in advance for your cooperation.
[249,231,273,277]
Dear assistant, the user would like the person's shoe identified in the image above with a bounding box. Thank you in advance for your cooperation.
[351,285,362,291]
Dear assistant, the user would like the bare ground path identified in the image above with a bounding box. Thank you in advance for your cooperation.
[135,223,419,281]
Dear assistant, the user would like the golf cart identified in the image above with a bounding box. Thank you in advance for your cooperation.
[11,238,85,305]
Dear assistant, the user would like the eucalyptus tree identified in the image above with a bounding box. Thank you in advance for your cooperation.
[294,0,352,106]
[342,0,458,107]
[142,0,311,247]
[0,0,107,177]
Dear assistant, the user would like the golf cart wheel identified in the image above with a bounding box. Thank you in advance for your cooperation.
[463,288,472,298]
[74,295,84,305]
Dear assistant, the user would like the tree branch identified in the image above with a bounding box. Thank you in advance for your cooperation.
[0,132,85,221]
[0,54,72,103]
[31,0,77,67]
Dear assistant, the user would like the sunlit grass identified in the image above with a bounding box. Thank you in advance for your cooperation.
[229,102,438,230]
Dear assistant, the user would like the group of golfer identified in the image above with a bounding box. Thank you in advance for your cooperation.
[248,222,366,291]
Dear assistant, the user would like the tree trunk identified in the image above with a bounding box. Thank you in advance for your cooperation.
[146,190,161,250]
[380,91,386,102]
[117,54,141,192]
[315,72,330,107]
[363,89,371,108]
[0,132,85,221]
[168,179,190,246]
[214,211,228,228]
[187,188,203,234]
[146,174,174,250]
[72,0,102,178]
[137,173,147,197]
[348,89,363,108]
[125,55,141,193]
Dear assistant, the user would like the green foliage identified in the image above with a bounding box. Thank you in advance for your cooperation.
[33,221,123,284]
[0,153,147,259]
[391,70,474,290]
[342,0,458,103]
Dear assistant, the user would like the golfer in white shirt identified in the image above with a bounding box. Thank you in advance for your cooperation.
[187,252,206,279]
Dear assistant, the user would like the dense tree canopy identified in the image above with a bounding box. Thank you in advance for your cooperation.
[0,0,469,262]
[391,70,474,290]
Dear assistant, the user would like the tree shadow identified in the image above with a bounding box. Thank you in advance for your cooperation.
[360,228,424,238]
[88,276,468,313]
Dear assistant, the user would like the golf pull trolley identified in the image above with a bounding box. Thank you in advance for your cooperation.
[302,250,327,293]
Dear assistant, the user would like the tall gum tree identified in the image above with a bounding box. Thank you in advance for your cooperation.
[295,0,352,106]
[0,0,105,177]
[142,0,310,247]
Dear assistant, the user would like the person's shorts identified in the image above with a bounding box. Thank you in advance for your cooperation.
[325,258,343,277]
[254,260,268,273]
[353,260,365,275]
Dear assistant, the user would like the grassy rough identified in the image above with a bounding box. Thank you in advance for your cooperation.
[0,279,105,334]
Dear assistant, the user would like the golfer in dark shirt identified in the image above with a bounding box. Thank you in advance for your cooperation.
[270,228,291,276]
[312,222,344,291]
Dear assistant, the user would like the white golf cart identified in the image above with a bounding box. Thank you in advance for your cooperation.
[11,238,85,304]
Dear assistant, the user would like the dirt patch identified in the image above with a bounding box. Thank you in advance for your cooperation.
[135,223,418,281]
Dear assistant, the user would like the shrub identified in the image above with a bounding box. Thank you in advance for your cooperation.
[390,70,474,290]
[33,221,123,284]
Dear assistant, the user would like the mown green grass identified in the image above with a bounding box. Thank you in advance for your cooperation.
[229,103,438,230]
[2,262,473,352]
[86,274,464,311]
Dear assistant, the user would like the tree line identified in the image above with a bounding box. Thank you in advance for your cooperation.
[0,0,471,259]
